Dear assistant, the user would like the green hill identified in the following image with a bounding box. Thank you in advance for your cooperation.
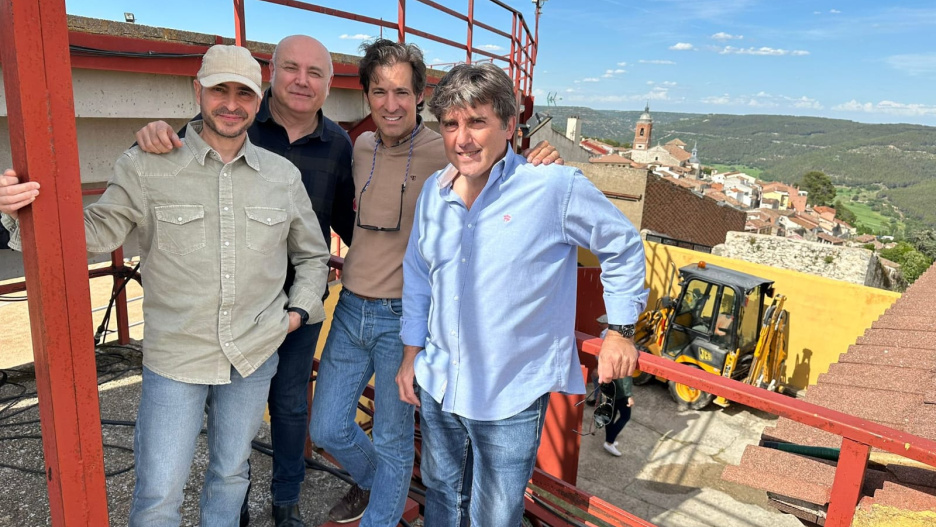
[536,106,936,226]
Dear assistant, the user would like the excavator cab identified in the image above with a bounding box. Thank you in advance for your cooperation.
[636,262,787,410]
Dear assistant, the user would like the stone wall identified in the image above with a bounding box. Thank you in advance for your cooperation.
[712,232,894,289]
[643,174,746,248]
[569,163,647,227]
[529,125,593,164]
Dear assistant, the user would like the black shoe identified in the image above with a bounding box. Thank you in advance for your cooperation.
[272,504,305,527]
[327,484,370,523]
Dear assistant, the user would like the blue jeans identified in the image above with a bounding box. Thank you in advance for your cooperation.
[268,321,323,505]
[419,390,550,527]
[309,289,414,527]
[129,355,278,526]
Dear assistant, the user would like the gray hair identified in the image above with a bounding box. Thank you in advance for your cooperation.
[428,63,517,129]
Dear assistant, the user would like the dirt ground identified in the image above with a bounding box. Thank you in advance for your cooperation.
[1,261,146,369]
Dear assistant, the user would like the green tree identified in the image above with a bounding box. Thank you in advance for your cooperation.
[797,171,836,206]
[833,200,857,226]
[910,229,936,261]
[880,241,934,285]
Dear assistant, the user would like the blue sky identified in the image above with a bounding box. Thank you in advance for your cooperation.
[66,1,936,126]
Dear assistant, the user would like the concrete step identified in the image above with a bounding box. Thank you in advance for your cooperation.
[722,444,835,506]
[818,362,933,394]
[838,344,936,370]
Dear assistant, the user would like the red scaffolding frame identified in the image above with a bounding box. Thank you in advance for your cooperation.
[5,1,936,526]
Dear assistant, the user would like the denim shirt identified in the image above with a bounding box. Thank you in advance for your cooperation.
[401,148,648,421]
[3,122,331,384]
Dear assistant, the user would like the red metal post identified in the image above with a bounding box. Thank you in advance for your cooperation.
[535,366,586,484]
[466,0,474,64]
[398,0,406,42]
[233,0,247,46]
[0,0,110,525]
[825,438,870,526]
[111,247,131,345]
[510,14,518,87]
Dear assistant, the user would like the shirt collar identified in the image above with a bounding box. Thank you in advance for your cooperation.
[256,88,331,143]
[436,144,521,190]
[184,121,261,171]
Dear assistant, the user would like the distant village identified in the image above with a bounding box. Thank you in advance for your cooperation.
[571,106,896,251]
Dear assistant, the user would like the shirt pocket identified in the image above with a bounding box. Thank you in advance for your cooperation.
[245,207,288,254]
[154,205,206,256]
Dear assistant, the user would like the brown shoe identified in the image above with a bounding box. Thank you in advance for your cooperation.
[327,484,370,523]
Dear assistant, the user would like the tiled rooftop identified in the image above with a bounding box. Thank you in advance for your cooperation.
[723,262,936,523]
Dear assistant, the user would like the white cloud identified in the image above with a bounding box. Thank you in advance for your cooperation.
[478,44,503,51]
[647,81,655,85]
[561,87,671,105]
[617,61,628,66]
[582,77,600,82]
[830,9,841,14]
[719,46,810,56]
[701,94,732,105]
[711,32,743,40]
[639,59,676,65]
[661,81,678,87]
[565,88,577,93]
[670,42,695,51]
[790,96,823,109]
[701,92,824,110]
[340,34,373,40]
[885,53,936,76]
[833,99,936,117]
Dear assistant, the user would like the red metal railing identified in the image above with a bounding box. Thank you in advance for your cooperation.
[234,0,538,93]
[576,338,936,527]
[231,0,541,148]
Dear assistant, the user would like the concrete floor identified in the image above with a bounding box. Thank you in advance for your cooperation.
[577,381,804,527]
[0,344,806,527]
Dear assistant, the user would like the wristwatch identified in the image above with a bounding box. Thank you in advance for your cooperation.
[287,307,310,325]
[606,324,636,338]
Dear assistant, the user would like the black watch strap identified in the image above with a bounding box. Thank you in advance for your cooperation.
[606,324,636,338]
[287,307,310,325]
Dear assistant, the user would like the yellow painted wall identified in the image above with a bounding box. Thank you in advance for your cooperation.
[580,242,900,389]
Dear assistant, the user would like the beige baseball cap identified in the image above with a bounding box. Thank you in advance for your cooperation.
[197,45,263,97]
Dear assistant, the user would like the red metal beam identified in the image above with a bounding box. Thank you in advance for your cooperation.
[531,470,659,526]
[234,0,247,46]
[826,438,869,526]
[0,0,109,525]
[111,248,131,345]
[397,0,406,42]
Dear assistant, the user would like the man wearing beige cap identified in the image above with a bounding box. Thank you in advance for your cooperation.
[0,44,331,525]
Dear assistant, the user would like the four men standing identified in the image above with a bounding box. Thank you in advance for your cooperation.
[0,30,645,527]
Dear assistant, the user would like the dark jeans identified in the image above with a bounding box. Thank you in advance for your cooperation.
[604,401,632,444]
[267,321,323,505]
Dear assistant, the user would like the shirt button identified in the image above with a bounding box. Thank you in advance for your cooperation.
[454,295,459,301]
[223,311,228,316]
[177,217,183,222]
[461,258,466,263]
[223,207,229,211]
[450,330,456,336]
[224,241,230,246]
[452,360,458,366]
[267,218,272,223]
[467,223,473,228]
[225,274,231,279]
[224,343,230,347]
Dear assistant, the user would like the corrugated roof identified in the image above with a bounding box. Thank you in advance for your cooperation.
[723,262,936,521]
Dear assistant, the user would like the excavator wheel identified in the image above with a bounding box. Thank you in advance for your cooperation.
[668,365,715,410]
[632,345,655,385]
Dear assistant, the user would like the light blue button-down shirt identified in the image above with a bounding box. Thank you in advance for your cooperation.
[400,147,648,421]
